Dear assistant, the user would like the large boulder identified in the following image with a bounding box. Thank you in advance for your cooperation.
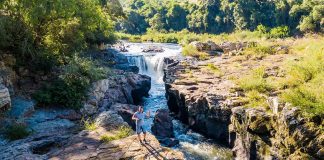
[151,109,174,138]
[81,72,151,116]
[189,41,223,53]
[110,103,138,128]
[94,111,128,128]
[0,84,10,111]
[190,41,204,51]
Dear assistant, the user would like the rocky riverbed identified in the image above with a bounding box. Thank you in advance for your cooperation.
[164,45,323,159]
[0,49,184,160]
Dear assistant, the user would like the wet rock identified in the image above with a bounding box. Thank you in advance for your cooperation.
[158,137,179,147]
[152,109,174,138]
[0,84,10,111]
[142,45,164,52]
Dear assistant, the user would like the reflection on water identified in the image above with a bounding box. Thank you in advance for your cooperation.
[121,42,232,160]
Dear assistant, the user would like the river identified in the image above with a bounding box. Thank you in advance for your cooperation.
[121,42,232,160]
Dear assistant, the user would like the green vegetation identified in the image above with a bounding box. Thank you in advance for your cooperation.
[4,123,30,141]
[242,44,276,59]
[182,44,209,60]
[33,57,107,108]
[281,51,324,116]
[237,67,273,93]
[206,63,223,77]
[0,0,123,108]
[81,118,97,131]
[236,67,273,108]
[235,37,324,116]
[100,126,133,143]
[118,0,324,35]
[244,90,268,108]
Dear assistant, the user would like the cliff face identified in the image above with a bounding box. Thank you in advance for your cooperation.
[164,58,233,144]
[164,55,323,159]
[231,106,323,160]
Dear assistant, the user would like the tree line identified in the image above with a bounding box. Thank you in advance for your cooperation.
[0,0,123,71]
[117,0,324,34]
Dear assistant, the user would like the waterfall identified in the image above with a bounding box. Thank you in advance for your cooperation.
[124,42,181,84]
[127,55,148,73]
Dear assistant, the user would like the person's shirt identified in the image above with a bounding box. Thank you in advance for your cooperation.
[134,111,146,126]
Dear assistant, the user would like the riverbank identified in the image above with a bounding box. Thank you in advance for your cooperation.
[163,36,324,159]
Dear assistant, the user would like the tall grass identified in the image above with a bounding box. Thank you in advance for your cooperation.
[237,67,273,93]
[100,125,133,143]
[280,49,324,116]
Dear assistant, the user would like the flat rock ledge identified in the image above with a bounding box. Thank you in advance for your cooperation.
[49,131,183,160]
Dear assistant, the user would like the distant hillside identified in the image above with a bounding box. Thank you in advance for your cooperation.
[116,0,324,35]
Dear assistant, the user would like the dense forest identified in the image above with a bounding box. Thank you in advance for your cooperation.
[117,0,324,34]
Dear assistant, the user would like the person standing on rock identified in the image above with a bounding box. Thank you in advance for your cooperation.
[132,106,150,144]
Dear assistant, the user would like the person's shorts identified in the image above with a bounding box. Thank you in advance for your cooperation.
[136,124,147,134]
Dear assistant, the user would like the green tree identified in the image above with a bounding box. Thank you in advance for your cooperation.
[166,4,187,31]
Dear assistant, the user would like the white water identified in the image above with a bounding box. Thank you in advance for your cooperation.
[121,42,232,160]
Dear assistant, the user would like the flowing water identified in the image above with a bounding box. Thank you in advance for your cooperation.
[121,42,232,160]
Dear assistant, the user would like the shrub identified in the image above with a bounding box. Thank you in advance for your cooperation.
[256,24,268,34]
[4,123,30,141]
[242,44,276,59]
[280,52,324,116]
[282,52,323,88]
[244,90,268,108]
[100,125,133,143]
[81,118,97,131]
[237,67,273,93]
[269,26,290,38]
[34,56,107,108]
[182,44,210,60]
